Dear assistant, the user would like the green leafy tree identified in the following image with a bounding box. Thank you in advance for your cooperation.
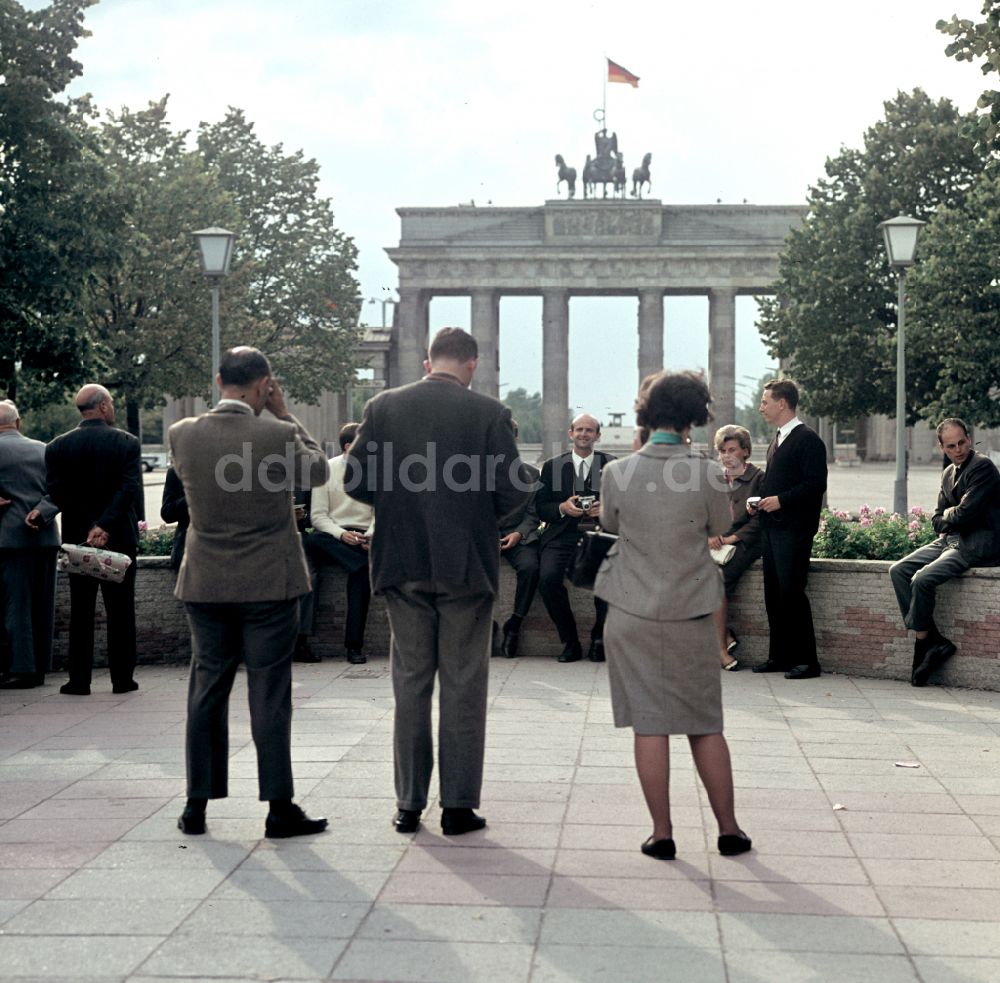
[0,0,115,408]
[756,90,988,425]
[503,388,543,443]
[939,2,1000,150]
[197,109,361,401]
[83,97,237,436]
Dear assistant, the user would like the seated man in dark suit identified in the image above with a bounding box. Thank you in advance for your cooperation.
[495,419,541,658]
[300,422,374,665]
[536,413,616,663]
[890,418,1000,687]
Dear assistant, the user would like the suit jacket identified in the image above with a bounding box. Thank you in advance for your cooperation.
[535,450,616,546]
[758,423,827,536]
[595,444,730,620]
[45,419,141,555]
[168,403,329,603]
[346,373,527,595]
[159,466,189,571]
[724,461,764,549]
[501,461,541,545]
[0,430,60,549]
[931,451,1000,565]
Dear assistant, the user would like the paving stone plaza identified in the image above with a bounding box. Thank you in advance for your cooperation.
[2,657,999,982]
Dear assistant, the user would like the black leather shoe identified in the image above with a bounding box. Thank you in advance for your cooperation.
[718,832,753,856]
[393,809,421,833]
[0,673,44,690]
[177,807,206,835]
[293,637,321,663]
[751,660,784,674]
[912,639,956,687]
[501,628,520,658]
[346,649,367,665]
[587,639,605,662]
[557,642,582,663]
[784,664,821,680]
[265,803,328,838]
[112,680,139,694]
[641,836,676,860]
[59,681,91,696]
[441,808,486,836]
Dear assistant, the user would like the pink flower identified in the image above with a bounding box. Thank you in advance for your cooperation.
[909,520,921,532]
[138,520,148,532]
[859,517,873,528]
[874,506,887,517]
[859,504,872,518]
[909,505,924,516]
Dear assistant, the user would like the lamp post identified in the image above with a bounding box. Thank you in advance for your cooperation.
[368,295,397,329]
[879,215,926,516]
[192,227,236,406]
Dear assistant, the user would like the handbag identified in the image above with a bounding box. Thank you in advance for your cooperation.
[58,543,134,584]
[568,530,618,589]
[711,544,737,566]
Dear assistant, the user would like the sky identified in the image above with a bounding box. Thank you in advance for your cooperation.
[49,0,989,417]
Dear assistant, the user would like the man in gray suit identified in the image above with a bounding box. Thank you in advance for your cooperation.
[0,400,60,689]
[347,327,527,836]
[169,347,330,839]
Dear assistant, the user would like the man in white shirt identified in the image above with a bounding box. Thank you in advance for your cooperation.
[299,423,374,664]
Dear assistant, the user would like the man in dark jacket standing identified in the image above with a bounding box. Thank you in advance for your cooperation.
[46,385,141,695]
[751,379,828,680]
[347,327,527,836]
[890,418,1000,686]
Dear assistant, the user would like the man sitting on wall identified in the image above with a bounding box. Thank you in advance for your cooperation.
[889,418,1000,687]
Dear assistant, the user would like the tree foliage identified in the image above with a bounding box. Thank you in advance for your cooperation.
[939,2,1000,151]
[756,90,989,424]
[503,387,543,443]
[0,0,116,408]
[198,110,361,401]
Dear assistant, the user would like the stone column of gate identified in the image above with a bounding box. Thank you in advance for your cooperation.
[708,287,737,429]
[470,288,500,397]
[637,289,664,386]
[395,287,429,386]
[542,289,570,459]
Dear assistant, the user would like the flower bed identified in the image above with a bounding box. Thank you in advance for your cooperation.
[812,505,938,561]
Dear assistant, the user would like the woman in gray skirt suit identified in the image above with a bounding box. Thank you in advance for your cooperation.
[595,371,752,861]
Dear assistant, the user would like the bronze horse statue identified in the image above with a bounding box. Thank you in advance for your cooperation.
[631,152,652,198]
[555,154,576,199]
[613,152,627,199]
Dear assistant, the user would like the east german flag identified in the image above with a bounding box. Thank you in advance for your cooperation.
[607,59,639,88]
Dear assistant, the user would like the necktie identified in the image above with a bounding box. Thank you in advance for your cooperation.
[578,460,586,483]
[766,431,779,465]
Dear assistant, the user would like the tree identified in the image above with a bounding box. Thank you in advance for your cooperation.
[906,168,1000,425]
[197,110,362,401]
[503,388,543,442]
[939,2,1000,151]
[83,97,237,436]
[0,0,116,408]
[756,90,988,425]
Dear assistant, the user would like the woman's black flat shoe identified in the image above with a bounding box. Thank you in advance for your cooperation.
[641,836,676,860]
[718,832,752,856]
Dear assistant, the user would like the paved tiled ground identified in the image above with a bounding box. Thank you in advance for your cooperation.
[2,659,999,982]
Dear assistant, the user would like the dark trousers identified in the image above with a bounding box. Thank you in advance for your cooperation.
[0,548,57,675]
[538,534,607,645]
[301,531,372,649]
[382,582,493,811]
[889,537,969,632]
[503,541,540,622]
[66,562,137,688]
[762,525,818,670]
[183,599,298,801]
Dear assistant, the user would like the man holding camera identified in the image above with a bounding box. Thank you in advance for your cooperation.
[536,413,615,663]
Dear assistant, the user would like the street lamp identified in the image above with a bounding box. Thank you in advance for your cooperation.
[879,214,926,516]
[192,226,236,406]
[368,295,397,329]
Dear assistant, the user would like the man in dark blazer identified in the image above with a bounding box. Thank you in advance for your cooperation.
[169,346,330,839]
[0,401,60,689]
[890,418,1000,686]
[347,327,527,837]
[535,413,615,663]
[751,379,828,679]
[45,385,141,696]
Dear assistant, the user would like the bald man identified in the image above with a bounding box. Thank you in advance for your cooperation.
[45,385,142,695]
[535,414,616,663]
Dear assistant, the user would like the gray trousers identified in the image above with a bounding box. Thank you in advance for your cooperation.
[383,582,493,812]
[183,599,298,801]
[889,537,969,632]
[0,548,57,674]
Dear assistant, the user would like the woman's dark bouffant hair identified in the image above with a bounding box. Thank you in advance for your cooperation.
[634,370,713,432]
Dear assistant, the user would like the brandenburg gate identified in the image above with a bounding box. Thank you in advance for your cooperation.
[385,200,805,452]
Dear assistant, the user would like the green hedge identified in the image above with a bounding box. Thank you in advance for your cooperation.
[811,506,938,561]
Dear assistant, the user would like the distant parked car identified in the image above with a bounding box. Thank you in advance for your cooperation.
[141,456,158,472]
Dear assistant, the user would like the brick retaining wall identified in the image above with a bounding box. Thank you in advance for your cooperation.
[52,557,1000,691]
